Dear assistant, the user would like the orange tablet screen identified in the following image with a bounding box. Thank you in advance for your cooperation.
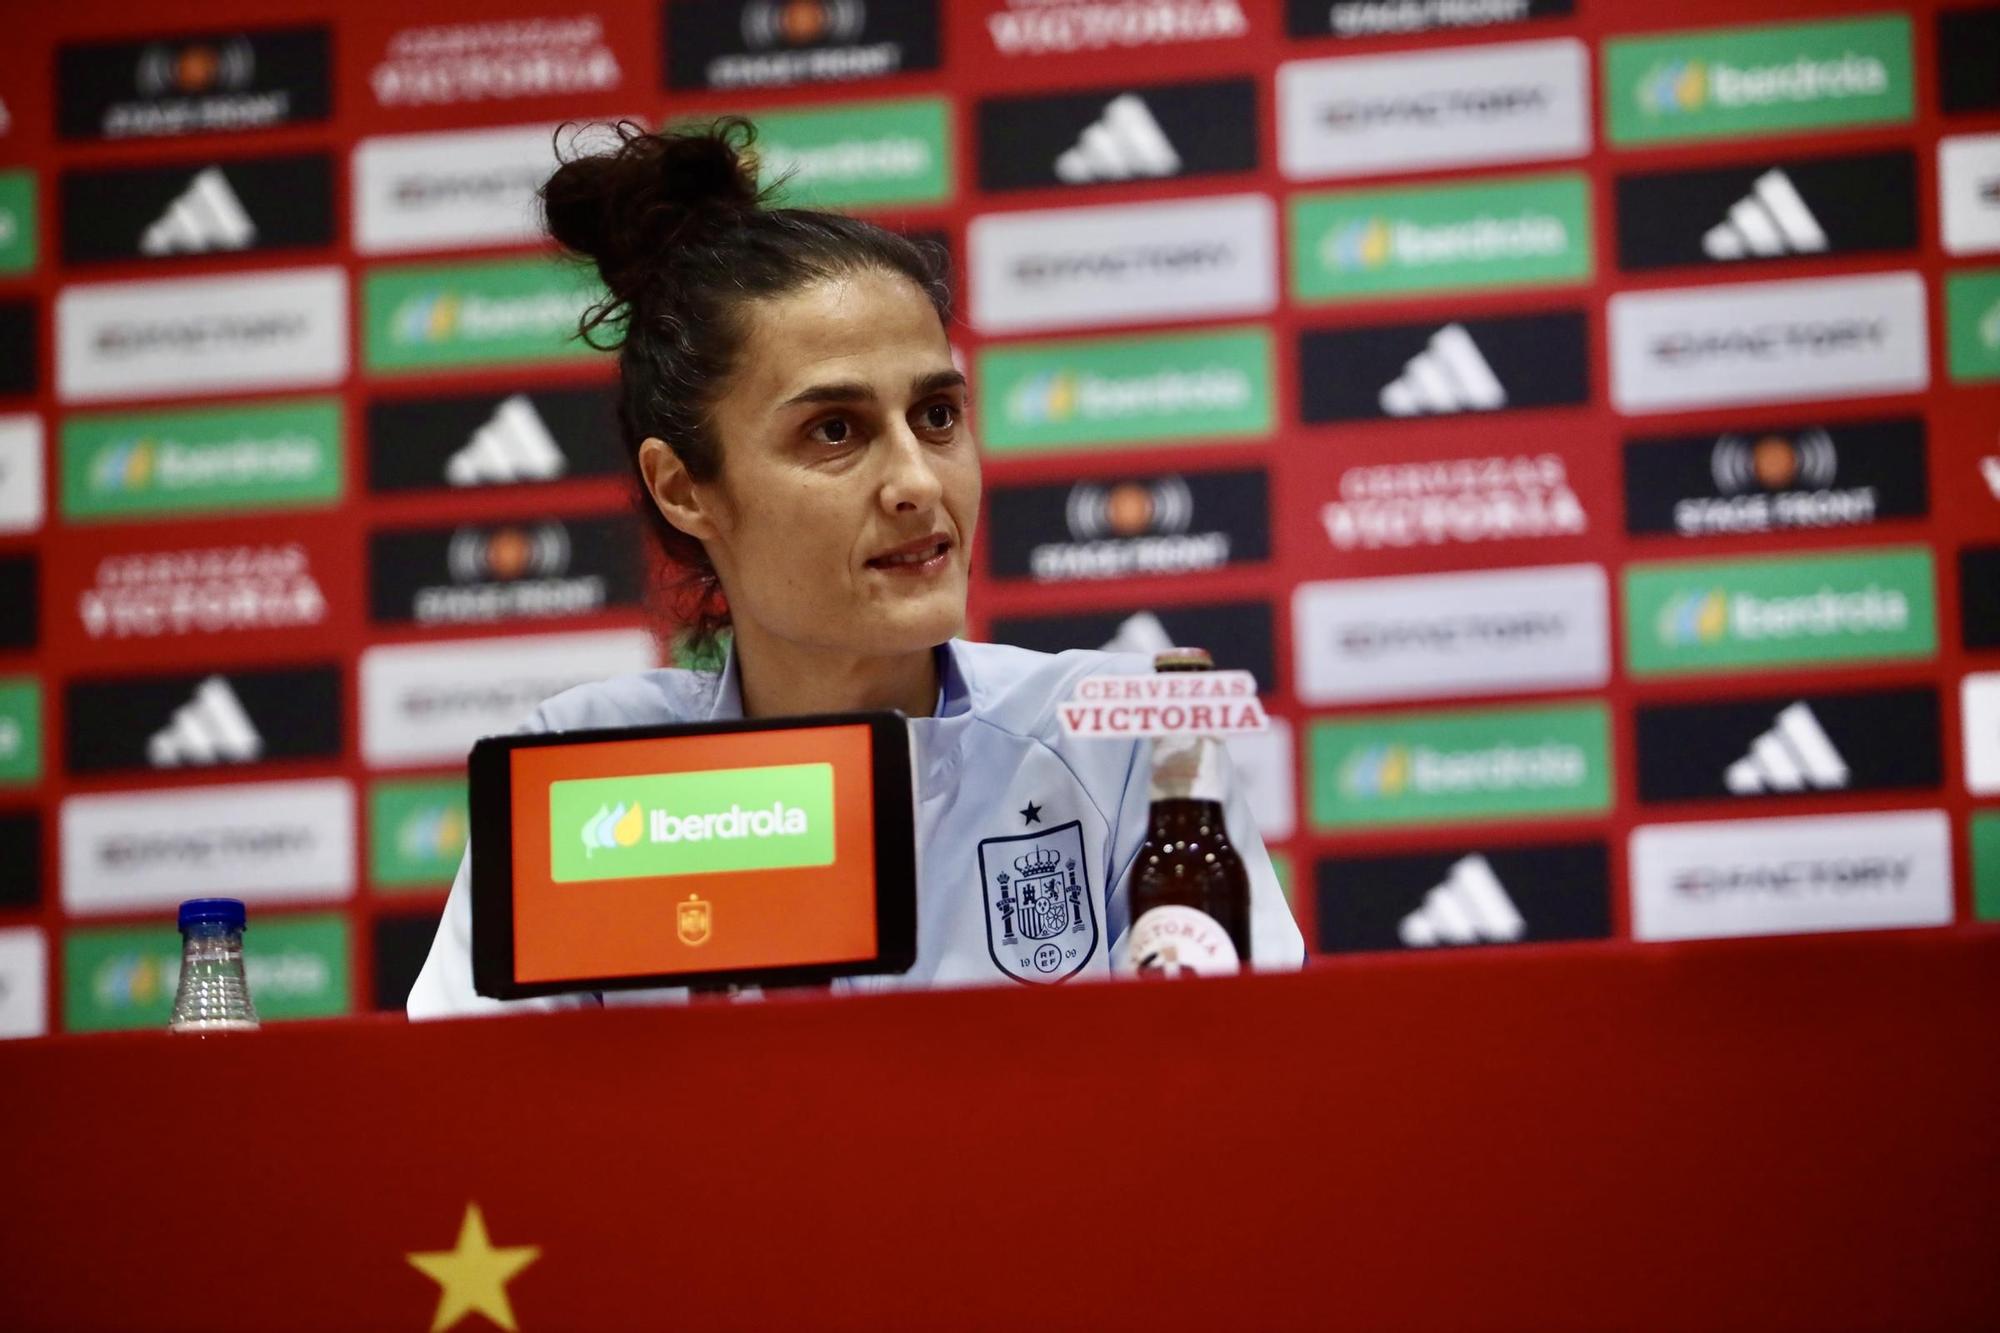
[509,723,878,983]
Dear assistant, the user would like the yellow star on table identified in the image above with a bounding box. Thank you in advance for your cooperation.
[406,1202,542,1332]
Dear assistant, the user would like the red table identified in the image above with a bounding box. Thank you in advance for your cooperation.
[3,931,1996,1331]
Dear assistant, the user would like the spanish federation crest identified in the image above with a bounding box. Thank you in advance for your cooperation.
[976,820,1098,986]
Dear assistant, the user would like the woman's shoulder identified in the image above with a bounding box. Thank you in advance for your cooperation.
[952,639,1151,742]
[519,664,721,735]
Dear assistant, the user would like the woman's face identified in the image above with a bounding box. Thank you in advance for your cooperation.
[678,267,980,660]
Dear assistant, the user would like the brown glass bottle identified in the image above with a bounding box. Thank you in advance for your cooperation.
[1120,648,1252,976]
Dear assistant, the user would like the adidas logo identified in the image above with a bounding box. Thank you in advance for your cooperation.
[1099,610,1175,656]
[146,676,263,767]
[140,167,257,256]
[1054,95,1181,184]
[1723,702,1848,794]
[1378,323,1506,416]
[1701,169,1828,261]
[444,395,567,486]
[1399,854,1525,947]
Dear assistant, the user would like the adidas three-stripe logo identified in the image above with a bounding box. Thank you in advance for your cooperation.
[1723,702,1849,794]
[147,676,263,767]
[1378,323,1507,416]
[140,167,257,255]
[1054,95,1182,183]
[1702,169,1828,260]
[1399,854,1526,947]
[444,395,567,486]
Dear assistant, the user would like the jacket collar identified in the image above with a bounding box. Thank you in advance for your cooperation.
[703,638,966,721]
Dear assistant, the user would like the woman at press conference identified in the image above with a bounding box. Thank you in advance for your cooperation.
[406,119,1303,1018]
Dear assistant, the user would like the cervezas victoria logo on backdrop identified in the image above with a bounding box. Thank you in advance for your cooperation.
[371,15,621,106]
[57,25,331,141]
[74,543,328,643]
[981,0,1249,57]
[1321,454,1587,550]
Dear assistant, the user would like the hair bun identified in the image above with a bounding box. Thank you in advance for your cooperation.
[541,118,764,323]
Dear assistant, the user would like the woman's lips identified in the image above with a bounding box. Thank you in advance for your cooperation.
[867,539,952,575]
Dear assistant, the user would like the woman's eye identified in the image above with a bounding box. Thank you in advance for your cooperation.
[811,417,851,445]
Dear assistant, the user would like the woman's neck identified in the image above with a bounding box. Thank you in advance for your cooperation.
[731,627,942,720]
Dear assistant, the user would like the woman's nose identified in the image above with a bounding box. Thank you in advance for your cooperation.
[880,427,945,512]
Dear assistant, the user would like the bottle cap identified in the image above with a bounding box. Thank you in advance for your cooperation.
[1152,646,1214,672]
[178,898,247,933]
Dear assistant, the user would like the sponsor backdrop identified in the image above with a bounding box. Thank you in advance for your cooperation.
[0,0,1995,1037]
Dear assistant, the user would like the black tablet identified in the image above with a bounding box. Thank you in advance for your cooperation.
[468,710,917,999]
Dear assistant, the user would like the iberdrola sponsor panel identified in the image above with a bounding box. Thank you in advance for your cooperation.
[1974,812,2000,923]
[1290,171,1591,302]
[61,398,342,521]
[369,777,469,890]
[691,96,950,211]
[62,913,351,1032]
[1308,701,1611,830]
[1944,267,2000,384]
[1605,13,1912,144]
[0,677,41,786]
[1623,546,1935,676]
[0,170,35,274]
[551,763,835,881]
[364,255,604,372]
[977,326,1272,454]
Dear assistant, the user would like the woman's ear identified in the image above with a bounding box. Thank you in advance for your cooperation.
[638,437,720,542]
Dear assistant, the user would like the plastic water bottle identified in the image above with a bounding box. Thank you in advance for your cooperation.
[168,898,260,1033]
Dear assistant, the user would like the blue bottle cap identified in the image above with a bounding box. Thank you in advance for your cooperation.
[178,898,247,933]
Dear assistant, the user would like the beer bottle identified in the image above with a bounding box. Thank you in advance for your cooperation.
[1119,647,1252,977]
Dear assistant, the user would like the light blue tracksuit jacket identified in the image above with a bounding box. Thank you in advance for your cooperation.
[407,637,1305,1018]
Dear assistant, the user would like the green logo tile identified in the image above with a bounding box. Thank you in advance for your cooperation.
[1308,702,1612,831]
[63,914,350,1032]
[1974,811,1999,923]
[0,170,36,274]
[364,256,606,373]
[977,326,1272,455]
[1624,546,1936,677]
[550,763,835,882]
[1945,268,2000,384]
[1291,172,1591,302]
[369,777,469,890]
[749,97,952,210]
[1606,14,1913,145]
[0,678,40,786]
[60,398,343,522]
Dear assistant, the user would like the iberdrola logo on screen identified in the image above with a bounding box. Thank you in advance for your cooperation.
[550,763,835,882]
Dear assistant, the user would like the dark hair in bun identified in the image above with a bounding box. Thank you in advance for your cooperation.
[540,117,951,652]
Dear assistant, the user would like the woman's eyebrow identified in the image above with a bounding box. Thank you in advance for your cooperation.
[779,368,966,410]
